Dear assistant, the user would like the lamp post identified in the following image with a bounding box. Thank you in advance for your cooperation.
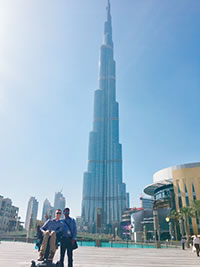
[153,209,160,248]
[166,217,172,244]
[115,227,118,240]
[143,225,147,243]
[166,217,170,238]
[179,218,184,237]
[169,222,172,242]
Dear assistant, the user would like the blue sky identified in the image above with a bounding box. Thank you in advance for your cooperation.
[0,0,200,222]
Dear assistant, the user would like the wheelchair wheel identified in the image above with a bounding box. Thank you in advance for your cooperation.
[31,260,36,267]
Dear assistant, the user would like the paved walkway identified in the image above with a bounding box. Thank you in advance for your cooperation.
[0,241,200,267]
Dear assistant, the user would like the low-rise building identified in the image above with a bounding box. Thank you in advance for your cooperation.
[140,196,154,210]
[120,207,144,239]
[131,209,154,242]
[0,195,20,232]
[144,162,200,238]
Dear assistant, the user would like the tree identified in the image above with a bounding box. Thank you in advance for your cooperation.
[191,200,200,229]
[179,207,195,247]
[168,210,180,240]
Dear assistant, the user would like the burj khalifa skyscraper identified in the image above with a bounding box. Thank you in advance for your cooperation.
[81,0,128,233]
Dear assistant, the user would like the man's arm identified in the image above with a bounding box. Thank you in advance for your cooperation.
[72,219,77,240]
[40,219,50,233]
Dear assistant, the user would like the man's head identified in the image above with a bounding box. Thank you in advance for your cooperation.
[63,208,70,218]
[55,209,62,220]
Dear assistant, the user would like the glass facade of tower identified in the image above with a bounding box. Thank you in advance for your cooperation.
[81,1,127,232]
[53,192,66,218]
[25,196,38,231]
[41,198,53,221]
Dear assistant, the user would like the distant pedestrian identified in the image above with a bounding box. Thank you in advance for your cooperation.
[181,237,185,250]
[193,235,200,257]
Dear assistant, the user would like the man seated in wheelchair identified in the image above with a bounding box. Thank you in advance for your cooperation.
[37,209,63,262]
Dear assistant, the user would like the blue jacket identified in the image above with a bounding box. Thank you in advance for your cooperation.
[61,217,77,240]
[40,219,63,233]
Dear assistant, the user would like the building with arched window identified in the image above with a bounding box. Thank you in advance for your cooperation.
[144,162,200,236]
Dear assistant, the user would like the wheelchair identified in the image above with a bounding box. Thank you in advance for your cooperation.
[31,226,61,267]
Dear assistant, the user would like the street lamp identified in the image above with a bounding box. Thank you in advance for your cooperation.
[166,217,172,243]
[115,227,118,240]
[179,218,184,237]
[169,222,172,241]
[153,209,160,248]
[165,217,170,223]
[143,225,147,243]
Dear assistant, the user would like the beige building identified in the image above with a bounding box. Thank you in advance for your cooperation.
[172,163,200,235]
[145,162,200,236]
[0,195,20,232]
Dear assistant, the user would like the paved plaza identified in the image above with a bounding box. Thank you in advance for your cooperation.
[0,241,200,267]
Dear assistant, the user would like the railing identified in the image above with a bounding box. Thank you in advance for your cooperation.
[0,236,181,249]
[76,240,181,248]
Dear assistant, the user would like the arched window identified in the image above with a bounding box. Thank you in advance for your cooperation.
[178,185,182,209]
[185,184,190,207]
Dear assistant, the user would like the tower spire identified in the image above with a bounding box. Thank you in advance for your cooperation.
[107,0,111,21]
[104,0,113,46]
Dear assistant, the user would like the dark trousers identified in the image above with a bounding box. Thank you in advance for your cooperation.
[60,237,73,267]
[194,244,200,256]
[182,243,185,250]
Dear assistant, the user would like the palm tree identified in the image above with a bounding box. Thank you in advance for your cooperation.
[168,210,180,240]
[179,207,195,247]
[192,200,200,229]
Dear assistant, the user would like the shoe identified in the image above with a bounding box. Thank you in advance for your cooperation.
[56,261,64,267]
[48,251,55,261]
[37,255,44,261]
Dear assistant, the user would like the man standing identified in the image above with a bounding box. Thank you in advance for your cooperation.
[38,209,63,262]
[60,208,77,267]
[193,235,200,256]
[181,237,185,250]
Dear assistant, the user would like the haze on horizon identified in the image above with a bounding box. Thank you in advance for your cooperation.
[0,0,200,222]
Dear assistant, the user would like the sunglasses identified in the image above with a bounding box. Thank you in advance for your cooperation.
[56,212,62,214]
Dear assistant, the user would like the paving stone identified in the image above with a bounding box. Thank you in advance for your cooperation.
[0,241,200,267]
